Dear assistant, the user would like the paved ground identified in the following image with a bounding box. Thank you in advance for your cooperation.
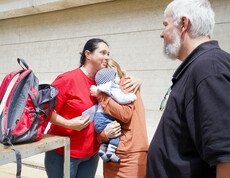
[0,154,104,178]
[0,163,103,178]
[0,163,47,178]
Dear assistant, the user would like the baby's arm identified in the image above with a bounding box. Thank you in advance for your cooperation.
[90,85,100,97]
[93,82,137,104]
[110,88,136,104]
[96,82,113,96]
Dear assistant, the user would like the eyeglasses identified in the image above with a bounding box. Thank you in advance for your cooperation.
[159,84,172,111]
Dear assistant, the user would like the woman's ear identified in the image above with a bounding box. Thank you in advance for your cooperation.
[85,50,91,59]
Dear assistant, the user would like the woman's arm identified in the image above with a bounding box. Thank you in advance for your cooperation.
[50,111,90,131]
[97,92,134,123]
[90,78,136,123]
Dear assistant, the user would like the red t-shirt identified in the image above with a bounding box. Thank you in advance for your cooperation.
[47,68,100,158]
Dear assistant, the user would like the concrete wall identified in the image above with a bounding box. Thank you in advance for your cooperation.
[1,0,230,139]
[0,0,114,20]
[0,0,230,176]
[0,0,176,141]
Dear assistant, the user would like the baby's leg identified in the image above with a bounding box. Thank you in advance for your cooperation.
[99,142,110,162]
[106,144,120,163]
[106,136,120,162]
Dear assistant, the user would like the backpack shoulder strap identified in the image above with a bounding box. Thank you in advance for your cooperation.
[0,70,25,105]
[0,58,30,105]
[3,136,21,178]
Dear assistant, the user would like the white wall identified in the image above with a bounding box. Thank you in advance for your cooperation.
[1,0,230,140]
[0,0,178,141]
[0,0,230,176]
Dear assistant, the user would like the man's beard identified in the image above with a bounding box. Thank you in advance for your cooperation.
[163,29,181,60]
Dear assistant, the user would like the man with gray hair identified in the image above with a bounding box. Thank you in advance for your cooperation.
[147,0,230,177]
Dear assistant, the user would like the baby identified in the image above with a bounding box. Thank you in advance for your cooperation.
[91,68,136,162]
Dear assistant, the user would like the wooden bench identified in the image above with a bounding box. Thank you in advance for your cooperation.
[0,134,70,178]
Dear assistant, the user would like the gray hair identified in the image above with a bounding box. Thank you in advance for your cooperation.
[165,0,215,38]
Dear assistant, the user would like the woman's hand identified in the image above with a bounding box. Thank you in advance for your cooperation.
[68,116,90,131]
[104,121,121,138]
[122,76,142,93]
[90,85,99,97]
[50,111,90,131]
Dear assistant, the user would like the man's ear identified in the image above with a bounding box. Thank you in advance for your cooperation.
[180,16,190,38]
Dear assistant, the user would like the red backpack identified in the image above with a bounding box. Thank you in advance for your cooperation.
[0,58,58,178]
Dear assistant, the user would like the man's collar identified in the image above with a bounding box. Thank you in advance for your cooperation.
[172,40,220,85]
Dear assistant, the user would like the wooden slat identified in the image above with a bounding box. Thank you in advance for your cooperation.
[0,134,70,178]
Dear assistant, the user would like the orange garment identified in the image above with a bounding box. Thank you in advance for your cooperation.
[97,78,149,178]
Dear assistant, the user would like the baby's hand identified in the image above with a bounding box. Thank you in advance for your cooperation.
[90,85,99,97]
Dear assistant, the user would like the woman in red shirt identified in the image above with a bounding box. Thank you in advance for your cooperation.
[45,38,109,178]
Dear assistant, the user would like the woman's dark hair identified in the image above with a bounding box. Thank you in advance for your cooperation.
[79,38,108,67]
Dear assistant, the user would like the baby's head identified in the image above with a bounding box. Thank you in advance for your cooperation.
[95,68,118,85]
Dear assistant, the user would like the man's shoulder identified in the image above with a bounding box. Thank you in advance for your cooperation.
[194,47,230,71]
[188,47,230,86]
